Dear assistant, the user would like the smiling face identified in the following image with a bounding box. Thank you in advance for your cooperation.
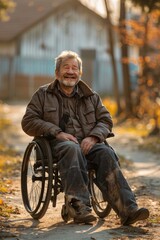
[55,57,81,92]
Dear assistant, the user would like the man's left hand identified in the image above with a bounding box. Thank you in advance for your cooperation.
[80,136,99,155]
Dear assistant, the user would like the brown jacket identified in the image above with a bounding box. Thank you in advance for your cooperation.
[21,79,114,142]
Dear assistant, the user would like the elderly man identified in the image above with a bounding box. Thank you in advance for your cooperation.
[21,50,149,225]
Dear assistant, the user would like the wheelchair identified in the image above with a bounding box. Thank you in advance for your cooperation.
[21,137,111,221]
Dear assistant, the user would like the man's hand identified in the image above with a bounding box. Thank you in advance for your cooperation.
[81,136,99,155]
[56,132,78,143]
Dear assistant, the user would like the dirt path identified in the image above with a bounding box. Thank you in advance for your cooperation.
[1,103,160,240]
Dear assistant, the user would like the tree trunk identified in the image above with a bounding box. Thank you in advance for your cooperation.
[140,13,149,84]
[119,0,133,116]
[104,0,122,115]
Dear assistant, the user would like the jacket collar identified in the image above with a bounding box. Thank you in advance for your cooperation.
[46,79,94,97]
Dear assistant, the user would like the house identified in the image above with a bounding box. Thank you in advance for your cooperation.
[0,0,122,100]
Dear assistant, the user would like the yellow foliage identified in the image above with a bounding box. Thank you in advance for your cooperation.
[0,201,20,217]
[0,178,19,217]
[0,179,13,194]
[102,97,117,116]
[0,118,11,130]
[0,0,16,22]
[0,186,10,193]
[0,154,21,177]
[0,102,21,218]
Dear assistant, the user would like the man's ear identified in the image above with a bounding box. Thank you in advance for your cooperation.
[79,71,82,78]
[55,70,58,78]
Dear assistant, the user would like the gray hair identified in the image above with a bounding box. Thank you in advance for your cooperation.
[55,50,82,74]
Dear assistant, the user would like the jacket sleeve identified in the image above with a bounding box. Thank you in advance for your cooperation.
[21,88,61,137]
[88,93,114,142]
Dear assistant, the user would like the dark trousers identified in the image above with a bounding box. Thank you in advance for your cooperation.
[50,140,138,220]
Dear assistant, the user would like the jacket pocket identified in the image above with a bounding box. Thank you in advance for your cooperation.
[84,108,96,124]
[43,107,58,122]
[44,107,57,112]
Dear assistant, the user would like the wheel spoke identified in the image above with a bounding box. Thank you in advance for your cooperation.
[21,138,53,219]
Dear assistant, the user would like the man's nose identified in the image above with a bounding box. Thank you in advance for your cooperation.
[67,67,74,74]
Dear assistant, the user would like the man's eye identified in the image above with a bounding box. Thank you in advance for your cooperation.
[72,67,79,71]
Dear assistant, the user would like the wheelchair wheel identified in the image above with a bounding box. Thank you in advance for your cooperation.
[89,170,111,218]
[21,138,53,219]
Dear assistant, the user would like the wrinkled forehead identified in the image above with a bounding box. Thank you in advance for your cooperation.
[61,57,79,67]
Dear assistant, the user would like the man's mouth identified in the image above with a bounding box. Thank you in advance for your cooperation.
[64,75,76,79]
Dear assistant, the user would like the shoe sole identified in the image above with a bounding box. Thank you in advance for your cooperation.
[74,215,97,224]
[123,208,149,225]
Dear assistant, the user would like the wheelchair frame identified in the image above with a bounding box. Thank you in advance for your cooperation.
[21,137,111,221]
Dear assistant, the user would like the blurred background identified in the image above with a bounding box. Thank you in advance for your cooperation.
[0,0,160,135]
[0,0,160,226]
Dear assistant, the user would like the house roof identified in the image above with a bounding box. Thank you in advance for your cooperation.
[0,0,105,42]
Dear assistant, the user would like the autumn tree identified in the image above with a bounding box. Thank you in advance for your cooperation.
[124,0,160,134]
[0,0,16,21]
[104,0,122,115]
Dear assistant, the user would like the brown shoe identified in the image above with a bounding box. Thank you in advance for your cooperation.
[122,208,149,226]
[74,211,96,224]
[71,200,96,224]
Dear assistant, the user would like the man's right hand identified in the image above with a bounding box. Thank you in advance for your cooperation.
[56,132,78,143]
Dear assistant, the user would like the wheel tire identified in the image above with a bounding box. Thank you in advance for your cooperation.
[89,170,111,218]
[21,138,53,219]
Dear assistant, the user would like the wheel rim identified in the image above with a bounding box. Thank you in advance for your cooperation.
[22,142,45,214]
[89,170,111,218]
[21,138,53,219]
[90,171,108,212]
